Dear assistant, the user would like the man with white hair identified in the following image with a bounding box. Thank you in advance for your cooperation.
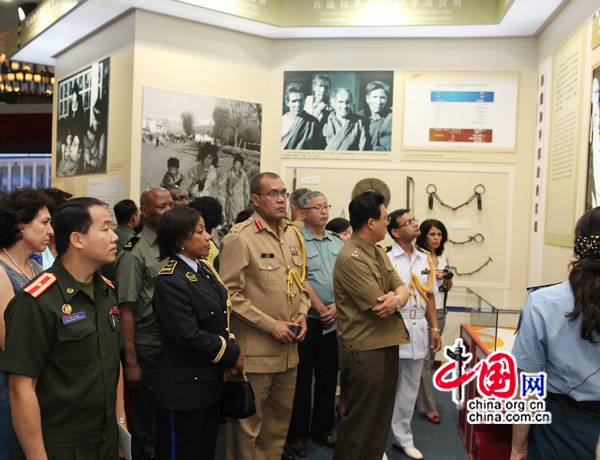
[323,87,369,151]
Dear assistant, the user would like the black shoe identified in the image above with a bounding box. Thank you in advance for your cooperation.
[282,444,296,460]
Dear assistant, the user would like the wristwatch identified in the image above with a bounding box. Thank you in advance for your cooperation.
[395,295,402,312]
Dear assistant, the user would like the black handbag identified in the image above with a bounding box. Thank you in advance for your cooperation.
[221,371,256,419]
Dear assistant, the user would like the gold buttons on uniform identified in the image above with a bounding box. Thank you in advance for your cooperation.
[268,266,272,270]
[194,377,198,381]
[66,288,74,294]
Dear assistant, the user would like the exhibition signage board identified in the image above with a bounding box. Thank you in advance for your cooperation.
[5,0,82,56]
[403,72,518,155]
[177,0,501,27]
[545,25,586,247]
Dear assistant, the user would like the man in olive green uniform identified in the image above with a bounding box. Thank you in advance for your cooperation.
[115,187,174,460]
[1,197,127,459]
[102,199,140,281]
[332,191,410,460]
[219,173,310,460]
[113,199,140,253]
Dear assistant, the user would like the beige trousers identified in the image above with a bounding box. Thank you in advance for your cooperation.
[226,367,297,460]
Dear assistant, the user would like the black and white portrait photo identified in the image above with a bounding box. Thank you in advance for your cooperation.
[56,57,110,176]
[587,65,600,211]
[281,70,394,159]
[141,86,261,229]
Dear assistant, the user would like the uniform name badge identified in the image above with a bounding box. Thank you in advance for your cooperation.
[62,311,86,325]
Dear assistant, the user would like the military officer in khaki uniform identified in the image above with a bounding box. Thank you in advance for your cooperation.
[115,187,174,460]
[332,191,410,460]
[219,173,310,460]
[1,198,127,459]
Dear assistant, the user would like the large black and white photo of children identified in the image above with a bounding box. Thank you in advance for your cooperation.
[141,86,261,242]
[56,57,110,176]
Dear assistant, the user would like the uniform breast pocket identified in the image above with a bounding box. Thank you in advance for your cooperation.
[55,320,97,367]
[195,303,226,331]
[257,259,282,286]
[306,250,322,272]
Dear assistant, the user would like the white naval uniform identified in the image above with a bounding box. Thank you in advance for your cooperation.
[386,243,433,449]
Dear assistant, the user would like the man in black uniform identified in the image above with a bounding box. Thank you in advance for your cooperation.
[1,197,126,459]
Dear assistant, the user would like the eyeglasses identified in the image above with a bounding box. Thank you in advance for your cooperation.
[400,218,418,227]
[254,191,289,199]
[303,205,332,212]
[377,215,391,223]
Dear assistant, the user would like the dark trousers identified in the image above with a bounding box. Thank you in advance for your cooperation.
[156,402,220,460]
[14,422,118,460]
[128,345,160,460]
[333,346,399,460]
[529,396,600,460]
[288,317,338,442]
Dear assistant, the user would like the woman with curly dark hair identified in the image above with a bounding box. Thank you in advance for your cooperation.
[415,219,451,424]
[0,188,53,459]
[511,207,600,460]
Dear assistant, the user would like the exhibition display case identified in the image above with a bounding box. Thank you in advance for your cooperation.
[457,287,526,460]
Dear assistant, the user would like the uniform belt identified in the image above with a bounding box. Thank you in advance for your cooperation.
[547,392,599,415]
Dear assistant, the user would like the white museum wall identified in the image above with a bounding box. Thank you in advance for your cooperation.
[269,36,538,292]
[51,9,545,295]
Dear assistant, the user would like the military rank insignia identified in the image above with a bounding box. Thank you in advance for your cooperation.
[186,272,198,282]
[23,273,57,298]
[61,304,72,315]
[351,246,361,258]
[159,260,177,275]
[254,220,264,231]
[101,275,115,289]
[123,236,140,251]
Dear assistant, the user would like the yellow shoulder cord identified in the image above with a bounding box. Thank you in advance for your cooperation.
[408,252,435,311]
[203,262,236,342]
[286,225,307,321]
[203,261,250,381]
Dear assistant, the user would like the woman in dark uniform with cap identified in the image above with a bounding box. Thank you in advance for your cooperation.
[153,207,243,460]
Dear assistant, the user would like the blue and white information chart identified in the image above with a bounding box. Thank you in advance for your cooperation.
[403,72,518,154]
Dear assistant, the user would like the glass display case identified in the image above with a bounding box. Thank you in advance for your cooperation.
[454,287,527,460]
[462,287,524,353]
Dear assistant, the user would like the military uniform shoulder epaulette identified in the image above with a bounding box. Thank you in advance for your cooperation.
[330,231,342,239]
[159,259,177,275]
[101,275,115,289]
[23,273,57,298]
[385,245,392,252]
[416,246,431,255]
[123,236,141,251]
[350,245,362,258]
[228,218,253,234]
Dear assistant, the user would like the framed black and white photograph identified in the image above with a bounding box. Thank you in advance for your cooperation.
[281,70,394,159]
[140,86,261,229]
[56,57,110,176]
[586,65,600,211]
